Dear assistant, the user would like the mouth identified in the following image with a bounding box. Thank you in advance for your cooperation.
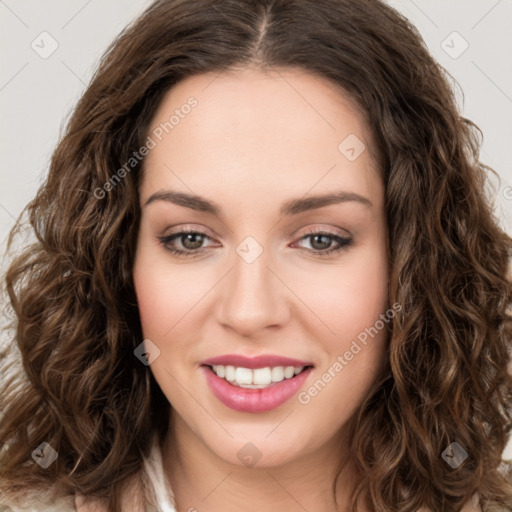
[200,357,314,413]
[205,364,312,388]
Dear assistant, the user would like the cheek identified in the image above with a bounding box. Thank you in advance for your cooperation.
[311,243,389,410]
[133,250,174,338]
[305,245,389,350]
[132,248,216,364]
[133,245,195,338]
[133,271,161,335]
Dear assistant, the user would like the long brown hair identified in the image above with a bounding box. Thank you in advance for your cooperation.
[1,0,512,510]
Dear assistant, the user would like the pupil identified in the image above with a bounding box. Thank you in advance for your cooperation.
[183,233,203,249]
[311,234,331,250]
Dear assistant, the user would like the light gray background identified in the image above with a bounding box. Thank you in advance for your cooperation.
[1,0,511,457]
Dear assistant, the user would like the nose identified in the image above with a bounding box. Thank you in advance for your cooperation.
[215,244,290,338]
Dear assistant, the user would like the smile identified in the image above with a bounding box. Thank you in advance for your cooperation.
[200,354,314,413]
[209,364,307,388]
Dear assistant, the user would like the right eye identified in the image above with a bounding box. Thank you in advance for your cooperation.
[157,229,217,257]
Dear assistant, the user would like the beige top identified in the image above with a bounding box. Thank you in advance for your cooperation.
[0,435,496,512]
[0,434,176,512]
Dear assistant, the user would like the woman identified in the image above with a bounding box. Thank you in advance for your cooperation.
[1,0,511,511]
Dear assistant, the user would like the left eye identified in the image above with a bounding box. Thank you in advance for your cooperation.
[158,230,353,257]
[293,232,353,254]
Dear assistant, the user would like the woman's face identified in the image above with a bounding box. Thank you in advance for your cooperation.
[133,67,389,468]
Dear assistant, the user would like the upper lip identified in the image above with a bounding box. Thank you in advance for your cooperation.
[201,354,314,369]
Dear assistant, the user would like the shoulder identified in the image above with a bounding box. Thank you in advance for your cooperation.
[73,474,142,512]
[0,494,76,512]
[461,493,482,511]
[73,494,106,512]
[75,434,176,512]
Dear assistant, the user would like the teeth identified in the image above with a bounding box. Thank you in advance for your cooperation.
[213,365,225,378]
[235,367,252,385]
[283,366,295,379]
[271,366,284,382]
[225,365,236,382]
[253,367,272,385]
[211,365,305,388]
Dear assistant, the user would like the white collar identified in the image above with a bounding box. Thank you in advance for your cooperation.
[142,434,176,512]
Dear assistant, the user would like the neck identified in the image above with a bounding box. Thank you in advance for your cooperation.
[162,415,370,512]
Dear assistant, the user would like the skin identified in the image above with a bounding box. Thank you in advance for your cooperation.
[132,66,390,512]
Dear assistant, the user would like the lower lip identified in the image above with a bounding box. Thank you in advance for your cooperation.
[202,365,313,413]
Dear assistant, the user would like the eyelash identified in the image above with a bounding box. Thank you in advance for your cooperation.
[157,228,353,257]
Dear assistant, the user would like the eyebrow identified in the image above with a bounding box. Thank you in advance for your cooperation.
[144,189,373,216]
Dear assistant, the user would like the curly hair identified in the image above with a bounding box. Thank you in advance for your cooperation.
[1,0,512,511]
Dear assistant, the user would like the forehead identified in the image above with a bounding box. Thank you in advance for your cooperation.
[141,67,382,209]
